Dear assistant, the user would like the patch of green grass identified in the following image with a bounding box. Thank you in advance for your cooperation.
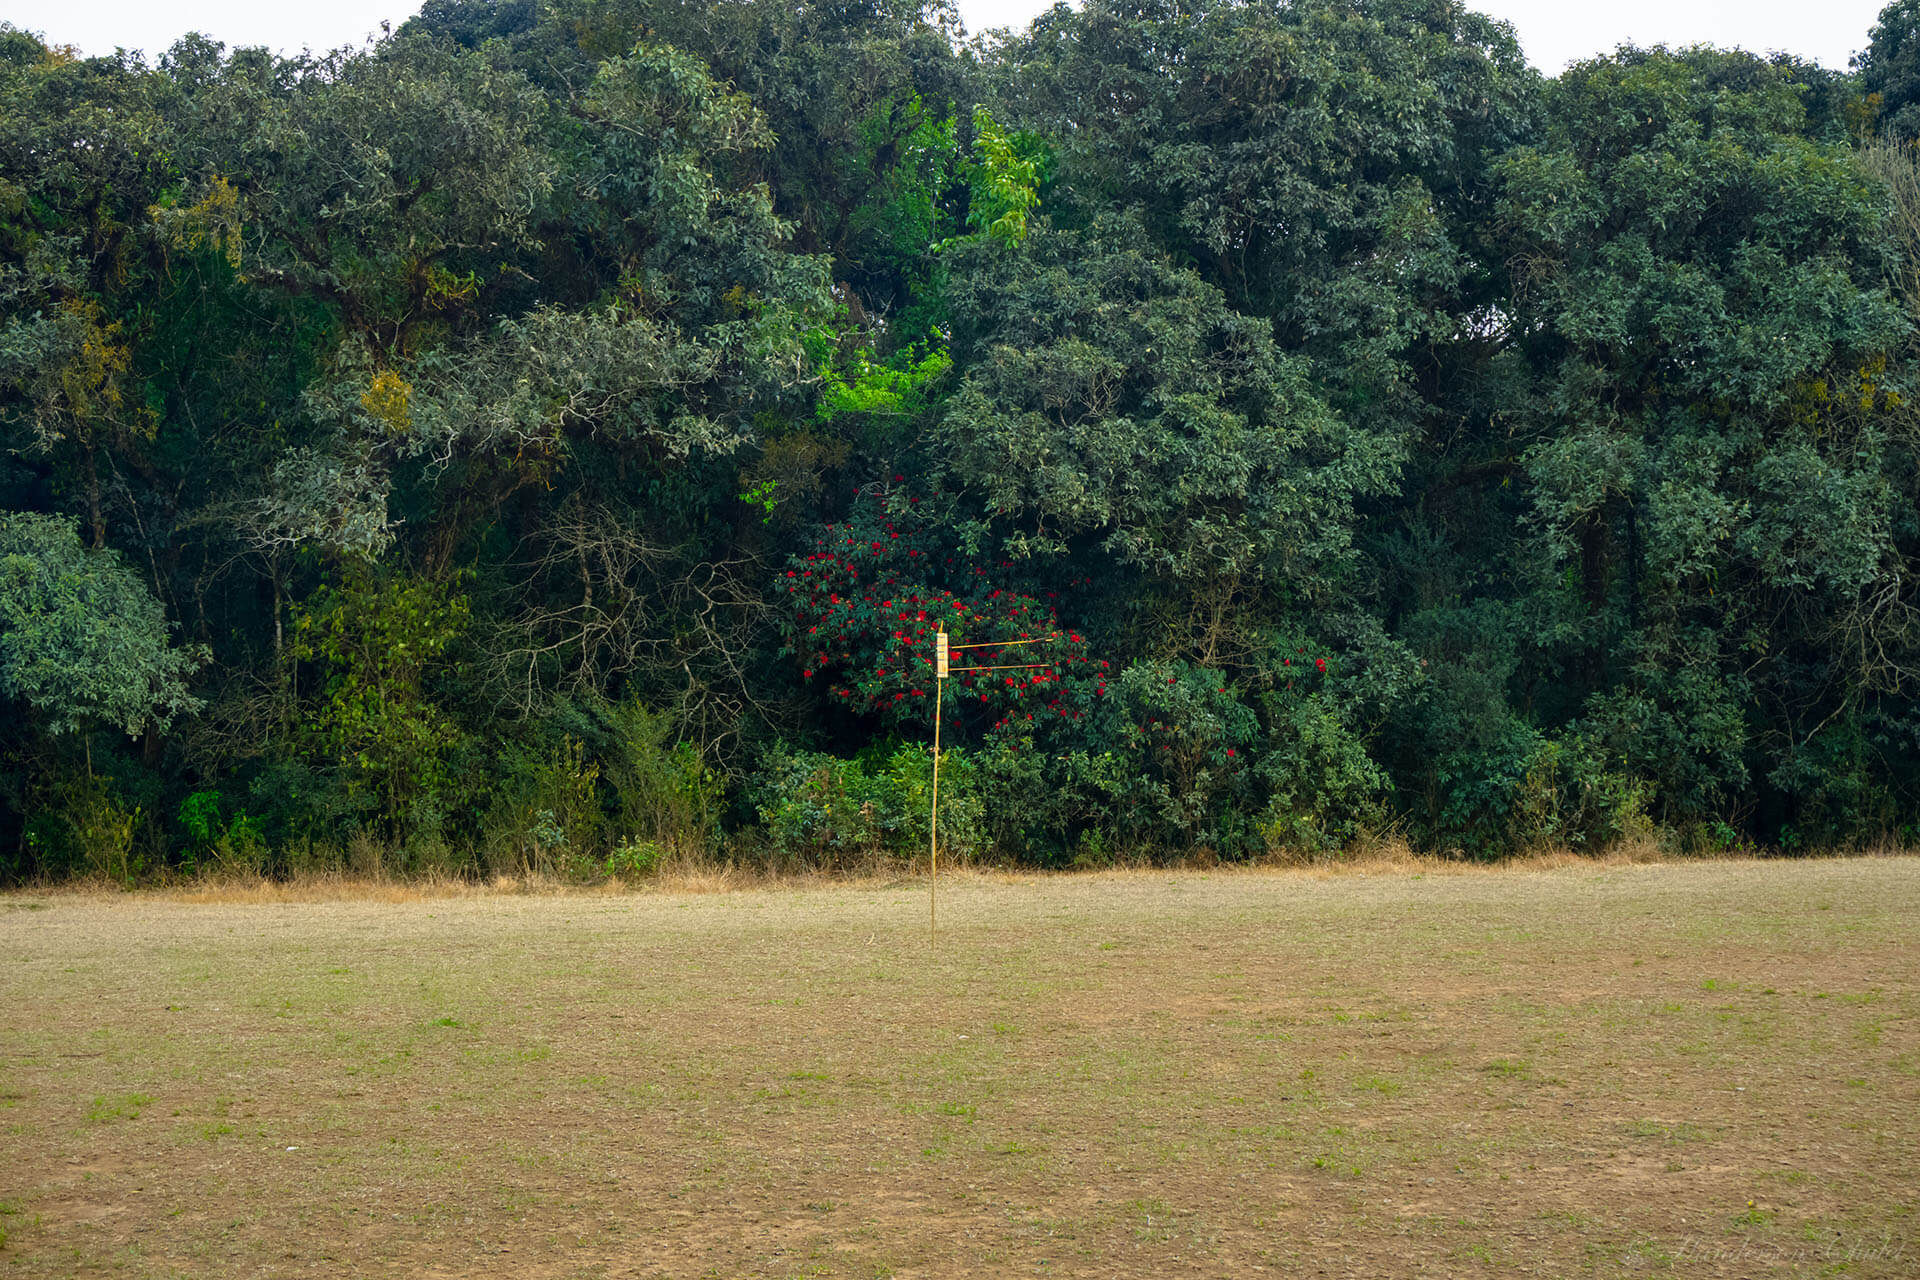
[1624,1119,1715,1143]
[1128,1197,1177,1242]
[85,1093,154,1125]
[1309,1152,1363,1177]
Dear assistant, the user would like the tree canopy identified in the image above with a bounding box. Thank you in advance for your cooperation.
[4,0,1920,877]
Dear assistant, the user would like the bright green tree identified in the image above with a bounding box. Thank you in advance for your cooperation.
[0,512,205,740]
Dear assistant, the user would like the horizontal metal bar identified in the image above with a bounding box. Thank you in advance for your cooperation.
[946,635,1060,651]
[946,662,1056,674]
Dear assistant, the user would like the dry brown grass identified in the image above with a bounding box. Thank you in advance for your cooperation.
[43,836,1897,906]
[2,857,1916,1277]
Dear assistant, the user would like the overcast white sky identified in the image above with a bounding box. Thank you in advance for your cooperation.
[0,0,1894,73]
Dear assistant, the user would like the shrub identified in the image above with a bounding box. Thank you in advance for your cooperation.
[972,733,1120,865]
[778,495,1101,730]
[602,836,666,879]
[1515,735,1657,852]
[1087,660,1259,856]
[1766,715,1906,847]
[586,699,722,858]
[26,776,143,884]
[290,567,468,842]
[1425,725,1657,857]
[749,741,982,867]
[536,696,724,865]
[177,790,269,876]
[1256,693,1388,855]
[245,760,370,866]
[482,735,601,876]
[0,512,206,740]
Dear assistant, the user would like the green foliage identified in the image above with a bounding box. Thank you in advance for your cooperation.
[989,0,1537,418]
[940,217,1395,594]
[750,741,982,867]
[816,344,953,424]
[291,569,468,839]
[551,696,721,859]
[1491,46,1911,829]
[0,513,205,738]
[1089,661,1259,856]
[177,790,221,847]
[968,732,1119,865]
[7,4,1920,877]
[241,761,367,866]
[848,94,960,279]
[1859,0,1920,138]
[27,774,143,884]
[602,835,667,879]
[1257,693,1389,856]
[174,789,266,873]
[170,31,557,347]
[951,106,1046,249]
[477,775,580,877]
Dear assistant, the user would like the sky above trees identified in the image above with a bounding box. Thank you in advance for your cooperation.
[3,0,1893,71]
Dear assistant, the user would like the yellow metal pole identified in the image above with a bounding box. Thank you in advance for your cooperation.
[930,663,942,947]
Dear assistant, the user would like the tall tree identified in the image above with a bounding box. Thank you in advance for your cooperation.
[1484,47,1913,832]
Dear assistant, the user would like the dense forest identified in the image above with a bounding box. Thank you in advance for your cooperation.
[5,0,1920,880]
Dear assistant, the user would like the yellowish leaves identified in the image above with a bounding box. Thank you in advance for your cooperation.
[57,298,130,420]
[1854,353,1889,412]
[424,264,480,307]
[1786,357,1900,432]
[360,370,413,434]
[151,177,244,270]
[8,297,151,448]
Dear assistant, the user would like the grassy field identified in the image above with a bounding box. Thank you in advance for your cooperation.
[1,858,1916,1278]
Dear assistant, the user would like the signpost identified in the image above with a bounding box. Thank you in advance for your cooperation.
[926,625,1063,945]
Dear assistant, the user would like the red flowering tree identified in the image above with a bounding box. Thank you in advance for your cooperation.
[778,491,1104,731]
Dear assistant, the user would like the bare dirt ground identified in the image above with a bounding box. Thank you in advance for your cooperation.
[1,858,1916,1278]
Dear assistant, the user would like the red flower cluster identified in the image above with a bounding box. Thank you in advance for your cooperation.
[779,496,1100,729]
[1278,645,1335,688]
